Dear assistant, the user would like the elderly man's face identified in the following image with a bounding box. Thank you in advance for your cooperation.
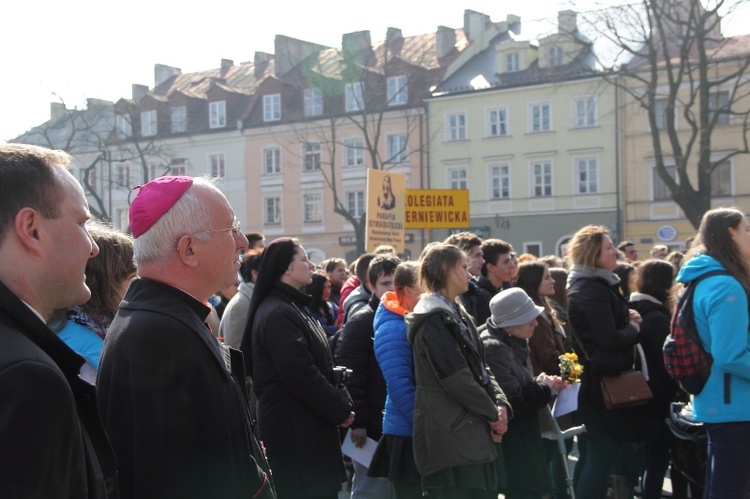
[44,170,99,313]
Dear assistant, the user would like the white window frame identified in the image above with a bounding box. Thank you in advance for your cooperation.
[487,107,509,137]
[116,114,132,138]
[209,152,226,178]
[530,103,552,132]
[711,160,733,197]
[263,147,281,175]
[263,196,282,225]
[387,75,407,106]
[653,99,678,131]
[345,82,364,112]
[263,94,281,122]
[346,191,365,219]
[303,143,321,171]
[303,192,323,223]
[170,106,187,133]
[116,208,129,231]
[576,157,599,194]
[531,160,553,197]
[448,167,467,190]
[446,112,467,141]
[548,46,563,66]
[709,91,730,125]
[652,164,677,201]
[387,134,408,164]
[506,52,519,72]
[304,88,323,117]
[141,110,157,137]
[170,158,187,176]
[117,162,131,188]
[86,168,98,191]
[573,96,597,128]
[523,242,543,257]
[209,100,226,128]
[345,138,365,168]
[490,163,510,200]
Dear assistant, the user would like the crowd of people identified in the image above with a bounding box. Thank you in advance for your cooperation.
[1,143,749,499]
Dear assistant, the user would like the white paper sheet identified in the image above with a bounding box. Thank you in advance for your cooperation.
[552,382,580,417]
[341,428,378,468]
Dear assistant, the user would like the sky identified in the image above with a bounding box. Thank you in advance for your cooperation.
[2,0,747,142]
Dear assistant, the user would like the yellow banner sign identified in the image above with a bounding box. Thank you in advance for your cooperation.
[366,169,406,252]
[405,189,470,229]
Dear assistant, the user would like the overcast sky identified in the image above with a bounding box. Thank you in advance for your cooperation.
[2,0,746,142]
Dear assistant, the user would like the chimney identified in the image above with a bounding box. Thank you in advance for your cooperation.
[386,27,403,56]
[132,84,149,101]
[558,10,577,34]
[507,14,521,35]
[254,52,272,77]
[464,10,490,42]
[436,26,456,59]
[221,59,234,72]
[342,31,374,65]
[50,102,66,121]
[86,98,113,110]
[154,64,181,88]
[274,35,324,77]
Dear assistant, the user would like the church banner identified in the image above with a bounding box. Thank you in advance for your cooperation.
[366,169,406,252]
[404,189,470,229]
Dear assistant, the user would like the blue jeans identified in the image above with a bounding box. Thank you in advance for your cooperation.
[704,421,750,499]
[574,433,626,499]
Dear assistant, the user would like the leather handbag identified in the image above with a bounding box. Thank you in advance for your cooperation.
[600,344,653,410]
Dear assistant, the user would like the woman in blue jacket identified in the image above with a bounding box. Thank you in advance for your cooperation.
[675,207,750,498]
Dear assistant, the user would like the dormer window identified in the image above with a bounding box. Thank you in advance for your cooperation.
[506,52,519,72]
[548,46,563,67]
[141,110,157,137]
[209,101,226,128]
[263,94,281,122]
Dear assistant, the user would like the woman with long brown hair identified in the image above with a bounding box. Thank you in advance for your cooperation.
[676,207,750,498]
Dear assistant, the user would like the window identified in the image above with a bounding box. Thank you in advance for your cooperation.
[345,82,364,112]
[117,163,131,188]
[711,161,732,196]
[387,76,407,106]
[653,99,675,131]
[449,168,467,189]
[116,114,132,138]
[304,88,323,117]
[573,97,596,128]
[263,94,281,122]
[387,134,408,164]
[303,193,323,223]
[346,191,365,219]
[209,101,226,128]
[209,153,225,178]
[506,52,519,72]
[709,91,730,125]
[576,158,598,194]
[141,110,157,137]
[548,46,563,66]
[263,197,282,225]
[170,106,186,133]
[487,107,508,137]
[345,138,364,167]
[447,112,467,141]
[304,143,321,171]
[531,103,552,132]
[263,147,281,175]
[532,161,552,197]
[524,242,542,257]
[490,164,510,199]
[116,208,129,231]
[85,168,97,191]
[170,158,187,176]
[147,162,160,181]
[653,165,677,200]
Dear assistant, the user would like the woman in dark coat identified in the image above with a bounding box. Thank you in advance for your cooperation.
[304,273,339,336]
[479,287,565,499]
[566,225,644,499]
[241,238,355,499]
[627,259,678,499]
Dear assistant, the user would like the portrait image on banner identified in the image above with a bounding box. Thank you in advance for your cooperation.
[366,169,406,253]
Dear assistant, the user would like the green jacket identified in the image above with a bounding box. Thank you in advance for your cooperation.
[406,294,511,477]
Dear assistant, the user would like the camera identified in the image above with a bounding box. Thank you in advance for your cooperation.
[331,366,353,384]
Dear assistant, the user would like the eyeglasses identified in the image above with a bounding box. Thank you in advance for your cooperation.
[192,218,243,238]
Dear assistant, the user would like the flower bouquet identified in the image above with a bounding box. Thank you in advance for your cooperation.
[559,352,583,383]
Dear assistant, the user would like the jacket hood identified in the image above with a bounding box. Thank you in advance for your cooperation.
[405,294,456,343]
[676,253,726,284]
[380,290,408,317]
[567,264,620,288]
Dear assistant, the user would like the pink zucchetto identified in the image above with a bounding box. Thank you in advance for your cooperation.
[129,176,194,238]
